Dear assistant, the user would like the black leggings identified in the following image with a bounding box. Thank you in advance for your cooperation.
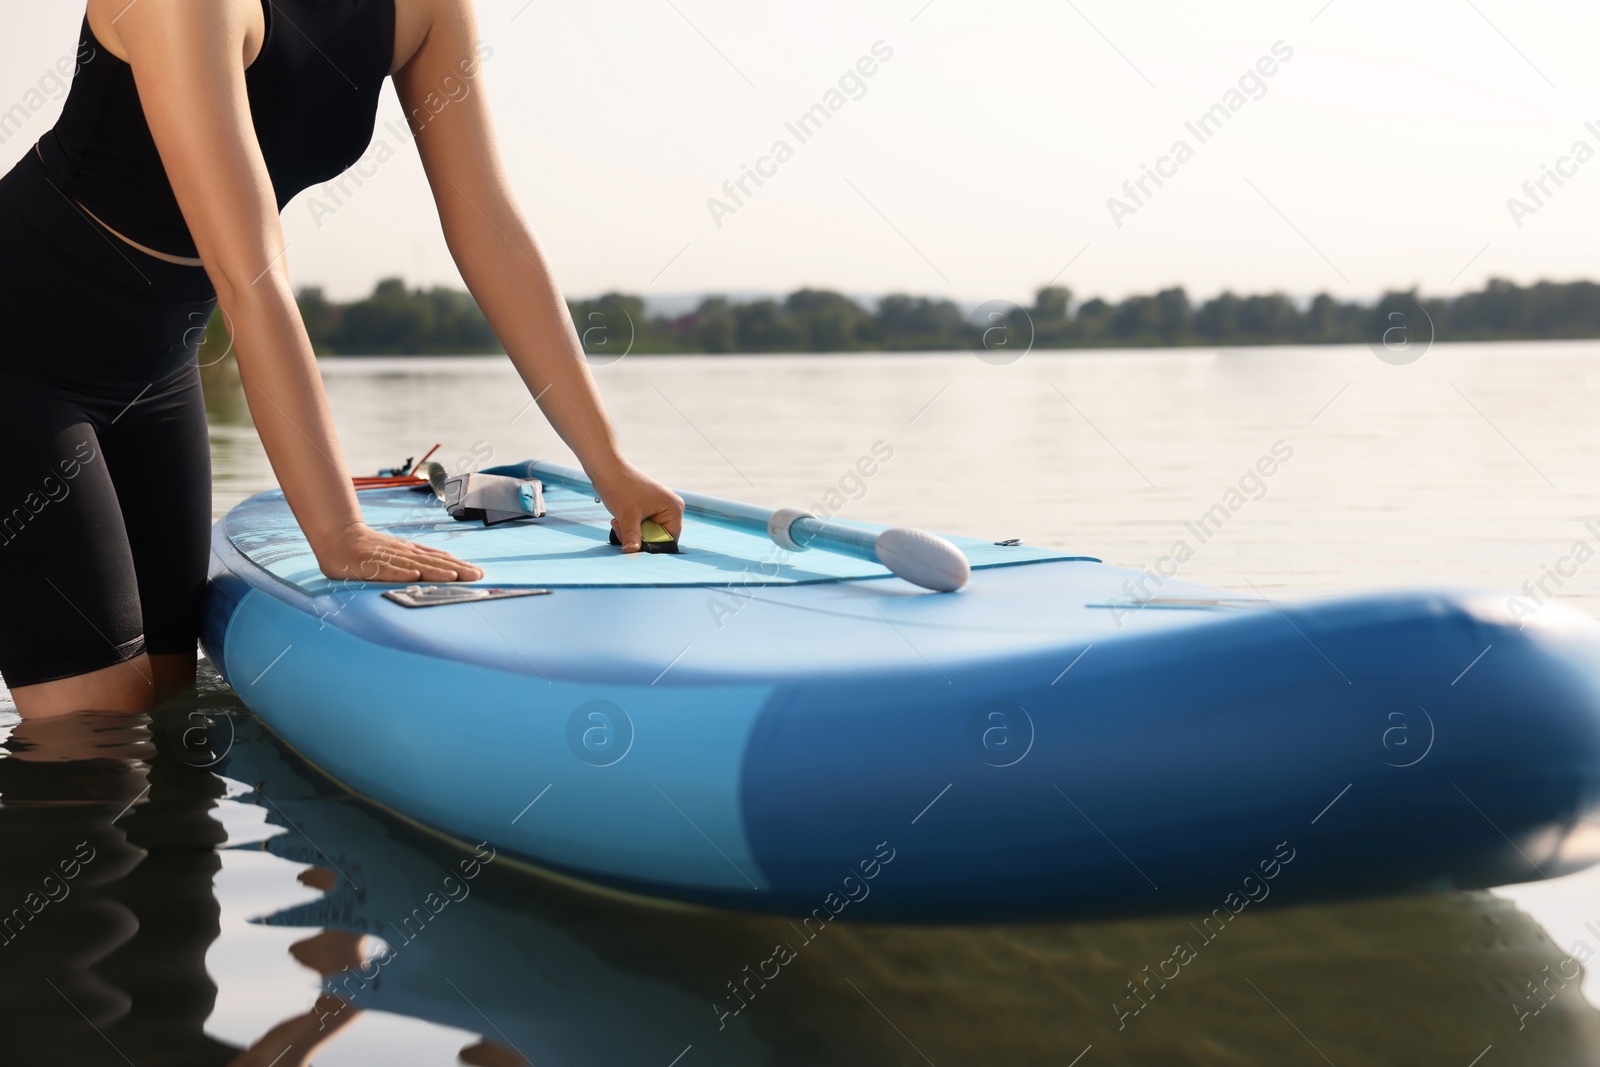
[0,147,217,689]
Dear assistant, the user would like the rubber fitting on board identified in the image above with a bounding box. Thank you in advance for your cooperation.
[767,507,816,552]
[874,527,972,592]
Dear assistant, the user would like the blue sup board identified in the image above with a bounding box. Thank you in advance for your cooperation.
[202,463,1600,921]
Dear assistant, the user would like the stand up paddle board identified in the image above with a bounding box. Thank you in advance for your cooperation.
[202,461,1600,921]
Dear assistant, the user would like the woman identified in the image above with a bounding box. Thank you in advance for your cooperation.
[0,0,684,717]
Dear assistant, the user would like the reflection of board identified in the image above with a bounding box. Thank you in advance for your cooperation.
[205,478,1600,921]
[221,718,772,1065]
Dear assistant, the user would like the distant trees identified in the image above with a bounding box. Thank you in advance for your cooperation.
[1439,278,1600,338]
[287,276,1600,355]
[297,279,497,354]
[867,294,965,349]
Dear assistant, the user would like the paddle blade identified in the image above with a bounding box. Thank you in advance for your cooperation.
[417,460,448,500]
[874,528,971,592]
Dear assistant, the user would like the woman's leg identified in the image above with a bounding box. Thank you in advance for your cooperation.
[10,659,153,718]
[0,372,154,716]
[0,142,222,715]
[100,367,213,704]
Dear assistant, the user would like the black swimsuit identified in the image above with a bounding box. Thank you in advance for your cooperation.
[0,0,394,689]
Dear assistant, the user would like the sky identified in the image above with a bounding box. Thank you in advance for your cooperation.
[3,0,1600,306]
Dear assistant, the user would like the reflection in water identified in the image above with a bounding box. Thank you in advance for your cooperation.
[0,706,233,1066]
[213,696,1600,1066]
[0,662,1600,1062]
[223,924,364,1067]
[0,656,1598,1064]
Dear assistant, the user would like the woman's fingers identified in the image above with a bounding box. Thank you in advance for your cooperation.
[612,512,644,553]
[405,541,482,575]
[379,541,460,569]
[354,561,422,583]
[398,546,482,579]
[594,465,685,551]
[367,559,467,583]
[338,546,481,583]
[651,503,684,540]
[393,552,478,581]
[317,525,482,583]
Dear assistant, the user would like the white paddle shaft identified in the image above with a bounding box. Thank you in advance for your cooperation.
[490,460,970,592]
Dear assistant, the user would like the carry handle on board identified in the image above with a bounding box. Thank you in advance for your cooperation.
[486,460,971,592]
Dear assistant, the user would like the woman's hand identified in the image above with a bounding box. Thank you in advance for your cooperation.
[313,523,484,583]
[591,460,685,552]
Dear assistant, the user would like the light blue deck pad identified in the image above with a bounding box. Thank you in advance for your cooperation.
[223,485,1093,596]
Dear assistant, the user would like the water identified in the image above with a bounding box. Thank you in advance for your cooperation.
[4,344,1600,1064]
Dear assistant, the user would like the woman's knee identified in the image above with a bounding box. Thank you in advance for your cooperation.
[10,656,155,718]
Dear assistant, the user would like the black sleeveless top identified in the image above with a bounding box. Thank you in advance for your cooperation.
[37,0,395,258]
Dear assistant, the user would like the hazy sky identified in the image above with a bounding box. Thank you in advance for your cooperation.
[3,0,1598,305]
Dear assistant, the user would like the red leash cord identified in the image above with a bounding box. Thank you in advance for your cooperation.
[352,443,440,491]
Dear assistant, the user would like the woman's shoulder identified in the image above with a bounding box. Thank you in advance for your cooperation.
[392,0,474,77]
[84,0,267,69]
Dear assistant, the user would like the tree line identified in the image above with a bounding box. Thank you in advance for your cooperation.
[284,276,1600,355]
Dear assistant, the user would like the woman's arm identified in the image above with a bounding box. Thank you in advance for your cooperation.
[393,0,684,551]
[102,0,481,582]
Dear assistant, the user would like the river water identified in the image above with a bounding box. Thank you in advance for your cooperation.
[3,344,1600,1064]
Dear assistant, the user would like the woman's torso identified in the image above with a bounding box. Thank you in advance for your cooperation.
[36,0,400,262]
